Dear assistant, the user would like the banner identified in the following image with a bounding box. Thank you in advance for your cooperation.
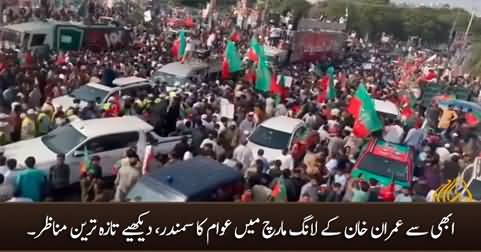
[1,204,480,250]
[220,98,235,119]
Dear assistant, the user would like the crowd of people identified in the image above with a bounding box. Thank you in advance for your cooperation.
[0,2,480,203]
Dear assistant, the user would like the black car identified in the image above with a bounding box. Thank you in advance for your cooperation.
[127,157,243,202]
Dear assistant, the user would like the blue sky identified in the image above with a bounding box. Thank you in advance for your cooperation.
[391,0,481,15]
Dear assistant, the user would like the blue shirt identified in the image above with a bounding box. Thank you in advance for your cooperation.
[16,168,47,202]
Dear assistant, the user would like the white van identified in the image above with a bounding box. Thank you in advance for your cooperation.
[152,61,211,91]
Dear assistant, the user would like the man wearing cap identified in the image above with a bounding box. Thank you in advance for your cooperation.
[36,107,51,136]
[21,109,37,140]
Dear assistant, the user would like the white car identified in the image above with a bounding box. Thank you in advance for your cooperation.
[374,99,400,119]
[152,61,210,91]
[460,157,481,202]
[52,76,154,110]
[2,116,186,186]
[247,116,307,161]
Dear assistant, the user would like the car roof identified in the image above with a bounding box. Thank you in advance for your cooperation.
[85,82,113,92]
[156,61,208,78]
[4,22,53,32]
[264,46,287,56]
[71,116,153,137]
[112,76,150,87]
[145,157,242,200]
[374,99,400,116]
[259,116,303,133]
[374,140,410,154]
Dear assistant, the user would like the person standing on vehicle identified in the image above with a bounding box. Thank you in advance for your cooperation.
[36,107,51,136]
[438,104,457,132]
[114,152,142,202]
[4,159,17,192]
[21,109,37,140]
[49,153,70,201]
[16,157,48,202]
[9,104,22,142]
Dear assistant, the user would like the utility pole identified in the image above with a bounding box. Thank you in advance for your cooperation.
[208,0,216,31]
[0,2,3,25]
[261,0,270,25]
[464,9,475,45]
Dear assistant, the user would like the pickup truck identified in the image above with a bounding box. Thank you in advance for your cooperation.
[2,116,187,186]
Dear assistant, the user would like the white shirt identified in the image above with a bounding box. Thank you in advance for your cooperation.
[183,151,193,160]
[383,125,404,144]
[276,154,294,171]
[200,138,219,153]
[325,159,338,174]
[3,170,17,192]
[0,166,8,175]
[233,145,254,170]
[327,119,339,130]
[425,190,436,202]
[436,147,451,165]
[207,34,216,47]
[223,159,238,168]
[334,173,348,190]
[318,128,330,142]
[185,41,194,52]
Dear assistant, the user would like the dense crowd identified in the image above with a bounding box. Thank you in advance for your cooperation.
[0,3,480,203]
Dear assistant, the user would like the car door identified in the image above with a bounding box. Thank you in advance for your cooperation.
[68,132,140,183]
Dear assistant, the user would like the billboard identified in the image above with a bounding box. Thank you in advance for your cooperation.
[291,31,345,62]
[84,27,129,51]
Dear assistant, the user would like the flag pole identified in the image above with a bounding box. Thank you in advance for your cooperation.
[463,9,475,47]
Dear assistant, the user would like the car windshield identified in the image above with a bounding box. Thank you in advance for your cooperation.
[249,126,291,150]
[468,180,481,201]
[70,85,109,103]
[41,125,87,154]
[154,72,184,87]
[357,153,408,182]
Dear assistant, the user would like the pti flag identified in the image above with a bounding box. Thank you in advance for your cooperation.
[255,58,271,93]
[171,31,186,60]
[222,41,242,80]
[347,84,383,138]
[246,37,264,64]
[79,146,91,176]
[318,66,336,103]
[272,177,288,202]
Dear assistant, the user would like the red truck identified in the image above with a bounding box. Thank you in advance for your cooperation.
[290,19,346,63]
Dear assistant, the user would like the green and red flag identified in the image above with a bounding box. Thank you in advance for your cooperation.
[466,110,481,127]
[230,31,241,43]
[255,58,271,93]
[171,31,186,60]
[347,84,384,138]
[222,41,242,80]
[79,146,91,176]
[271,74,288,105]
[271,177,288,202]
[318,66,336,103]
[326,66,336,100]
[399,92,416,122]
[246,37,264,64]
